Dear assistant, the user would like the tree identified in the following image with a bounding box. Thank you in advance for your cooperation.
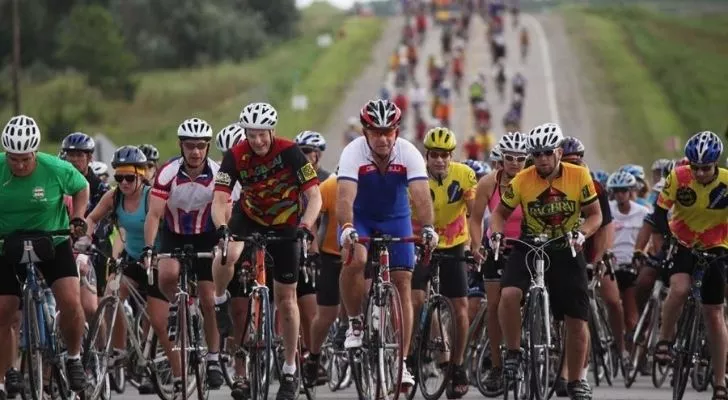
[56,4,137,98]
[247,0,300,39]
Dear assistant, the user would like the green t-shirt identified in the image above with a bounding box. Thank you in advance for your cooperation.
[0,152,89,246]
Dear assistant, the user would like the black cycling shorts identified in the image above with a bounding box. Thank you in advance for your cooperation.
[119,252,167,301]
[0,240,78,297]
[666,244,726,305]
[501,244,590,321]
[614,264,638,291]
[316,252,342,306]
[412,244,468,299]
[159,228,216,283]
[228,209,300,285]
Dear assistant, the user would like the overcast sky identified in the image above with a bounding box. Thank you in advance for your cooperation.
[296,0,358,9]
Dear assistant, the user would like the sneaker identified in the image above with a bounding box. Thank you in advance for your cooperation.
[168,303,179,341]
[65,358,87,392]
[275,373,298,400]
[302,354,319,387]
[333,322,348,350]
[172,380,184,400]
[502,349,522,381]
[0,389,7,400]
[446,363,469,399]
[554,376,568,397]
[231,378,250,400]
[5,367,24,396]
[206,360,224,389]
[344,319,363,349]
[401,365,415,387]
[566,379,592,400]
[215,293,232,336]
[137,376,154,395]
[484,367,504,396]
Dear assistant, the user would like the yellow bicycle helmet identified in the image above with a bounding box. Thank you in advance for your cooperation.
[424,127,457,151]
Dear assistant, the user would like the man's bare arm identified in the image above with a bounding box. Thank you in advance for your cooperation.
[409,179,434,226]
[336,180,358,226]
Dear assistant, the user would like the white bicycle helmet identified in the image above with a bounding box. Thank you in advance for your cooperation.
[215,123,246,152]
[295,131,326,152]
[490,146,503,162]
[528,122,563,151]
[651,158,671,172]
[239,102,278,130]
[498,132,528,154]
[177,118,213,140]
[2,115,41,154]
[607,171,637,189]
[90,161,109,176]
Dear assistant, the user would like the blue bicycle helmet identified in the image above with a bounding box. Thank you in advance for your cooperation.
[684,131,723,164]
[618,164,646,182]
[112,145,148,168]
[607,171,637,189]
[560,136,585,157]
[590,169,609,187]
[61,132,95,152]
[463,159,488,179]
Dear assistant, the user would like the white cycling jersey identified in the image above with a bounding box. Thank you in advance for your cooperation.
[609,200,650,265]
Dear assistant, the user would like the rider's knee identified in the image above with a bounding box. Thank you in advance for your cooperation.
[668,274,691,300]
[499,286,522,306]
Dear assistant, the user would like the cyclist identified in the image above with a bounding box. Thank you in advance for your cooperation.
[139,144,160,181]
[215,123,246,157]
[512,70,526,97]
[488,146,503,171]
[619,164,651,209]
[520,27,529,60]
[490,123,603,400]
[411,128,475,398]
[344,116,361,145]
[606,171,649,344]
[142,117,225,394]
[647,158,671,205]
[590,169,609,189]
[90,161,109,183]
[470,132,528,395]
[336,99,437,389]
[463,135,483,161]
[473,100,491,132]
[469,77,485,106]
[651,131,728,400]
[212,102,322,400]
[84,146,180,394]
[410,80,427,120]
[0,115,90,394]
[503,106,521,132]
[491,33,506,65]
[494,62,506,100]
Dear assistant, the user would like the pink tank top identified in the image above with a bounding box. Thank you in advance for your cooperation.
[486,171,523,240]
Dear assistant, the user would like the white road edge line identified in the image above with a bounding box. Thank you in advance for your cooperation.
[522,13,560,124]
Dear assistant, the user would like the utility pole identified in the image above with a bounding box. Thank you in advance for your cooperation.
[12,0,21,115]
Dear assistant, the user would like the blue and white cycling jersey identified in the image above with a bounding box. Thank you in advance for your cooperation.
[337,136,427,270]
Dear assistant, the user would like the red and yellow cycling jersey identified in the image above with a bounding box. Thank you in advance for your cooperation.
[656,166,728,249]
[502,163,597,240]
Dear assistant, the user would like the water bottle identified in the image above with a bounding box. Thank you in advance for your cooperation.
[371,304,381,330]
[44,288,57,317]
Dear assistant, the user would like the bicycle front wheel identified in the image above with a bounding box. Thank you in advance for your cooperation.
[672,304,698,400]
[416,295,454,400]
[248,289,272,400]
[527,289,550,400]
[376,282,405,400]
[20,293,44,400]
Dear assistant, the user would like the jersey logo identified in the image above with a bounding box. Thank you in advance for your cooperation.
[298,163,317,183]
[676,187,697,207]
[581,184,592,199]
[32,186,46,202]
[447,181,463,204]
[707,183,728,209]
[215,172,232,186]
[527,187,576,231]
[503,184,515,200]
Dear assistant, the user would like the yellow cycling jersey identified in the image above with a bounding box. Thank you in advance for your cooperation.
[656,166,728,249]
[413,162,477,249]
[502,163,597,240]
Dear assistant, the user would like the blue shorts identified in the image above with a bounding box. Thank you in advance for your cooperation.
[340,216,415,272]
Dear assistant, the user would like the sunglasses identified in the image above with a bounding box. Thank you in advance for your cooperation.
[114,174,137,183]
[504,154,527,163]
[428,151,452,159]
[530,149,555,158]
[182,142,209,151]
[301,147,317,155]
[690,163,714,172]
[366,128,397,137]
[612,187,630,193]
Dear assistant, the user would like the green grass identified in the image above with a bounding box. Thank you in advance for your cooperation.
[563,6,728,165]
[1,3,384,158]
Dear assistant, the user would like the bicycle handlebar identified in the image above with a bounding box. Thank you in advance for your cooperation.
[492,232,578,262]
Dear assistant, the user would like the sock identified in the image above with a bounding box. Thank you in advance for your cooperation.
[67,353,81,360]
[0,383,5,392]
[579,366,588,380]
[214,292,229,305]
[206,352,219,361]
[113,347,125,354]
[282,362,296,375]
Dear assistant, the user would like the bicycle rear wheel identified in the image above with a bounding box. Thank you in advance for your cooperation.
[83,296,120,400]
[20,295,44,400]
[416,296,454,400]
[626,299,653,388]
[248,289,272,400]
[464,301,487,385]
[528,289,550,400]
[672,304,697,400]
[376,282,404,400]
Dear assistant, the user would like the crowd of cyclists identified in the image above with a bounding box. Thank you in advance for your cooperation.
[1,2,727,400]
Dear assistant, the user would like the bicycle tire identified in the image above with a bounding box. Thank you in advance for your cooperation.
[377,282,404,400]
[21,291,44,400]
[82,296,119,400]
[595,297,615,386]
[626,299,653,388]
[248,289,272,400]
[416,296,454,400]
[649,299,669,389]
[464,301,487,385]
[220,335,236,389]
[149,333,187,400]
[528,289,550,400]
[690,329,711,392]
[672,304,697,400]
[189,307,208,400]
[473,336,496,397]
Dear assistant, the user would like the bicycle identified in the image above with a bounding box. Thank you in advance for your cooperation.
[407,250,476,400]
[81,249,177,400]
[585,261,615,387]
[345,234,425,400]
[219,231,302,400]
[147,245,213,400]
[671,246,728,400]
[491,232,578,400]
[1,230,76,400]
